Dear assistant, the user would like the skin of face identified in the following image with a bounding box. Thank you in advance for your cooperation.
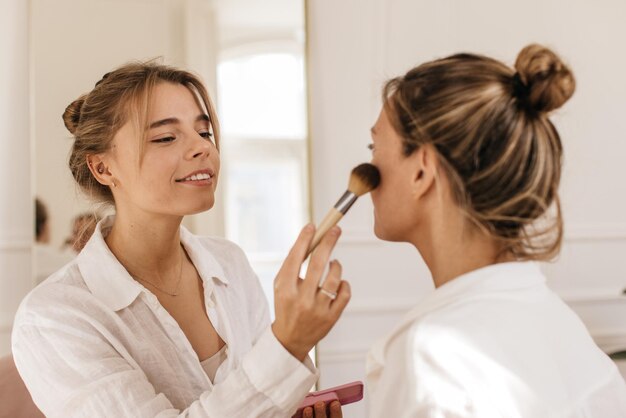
[102,82,220,219]
[369,107,427,242]
[368,106,512,287]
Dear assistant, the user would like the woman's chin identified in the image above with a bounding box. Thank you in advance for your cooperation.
[183,198,215,215]
[373,223,387,241]
[373,222,406,243]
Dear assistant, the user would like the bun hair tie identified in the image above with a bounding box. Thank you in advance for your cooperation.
[512,72,529,101]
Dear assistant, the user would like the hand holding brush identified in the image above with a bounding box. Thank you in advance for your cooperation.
[307,163,380,256]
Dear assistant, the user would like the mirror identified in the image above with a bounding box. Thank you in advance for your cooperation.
[31,0,309,307]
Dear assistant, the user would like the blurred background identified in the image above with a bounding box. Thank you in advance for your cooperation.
[1,0,626,416]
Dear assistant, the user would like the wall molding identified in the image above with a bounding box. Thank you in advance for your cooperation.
[343,298,417,315]
[0,241,31,251]
[318,329,626,364]
[590,330,626,354]
[340,224,626,245]
[559,292,626,304]
[343,293,626,314]
[565,224,626,242]
[318,347,368,363]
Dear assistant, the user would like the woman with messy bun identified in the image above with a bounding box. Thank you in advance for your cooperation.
[366,45,626,416]
[12,62,349,417]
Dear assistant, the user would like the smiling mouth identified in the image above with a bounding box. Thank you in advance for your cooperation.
[175,173,212,182]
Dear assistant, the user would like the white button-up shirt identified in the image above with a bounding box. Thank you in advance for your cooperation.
[367,262,626,417]
[12,216,318,417]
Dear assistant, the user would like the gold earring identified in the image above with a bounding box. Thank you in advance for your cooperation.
[111,180,116,188]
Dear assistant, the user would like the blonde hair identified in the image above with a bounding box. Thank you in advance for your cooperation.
[384,44,575,261]
[63,61,219,205]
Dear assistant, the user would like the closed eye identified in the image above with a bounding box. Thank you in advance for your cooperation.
[152,136,175,143]
[367,143,375,151]
[199,131,214,141]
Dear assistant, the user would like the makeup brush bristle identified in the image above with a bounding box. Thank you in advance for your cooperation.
[348,163,381,196]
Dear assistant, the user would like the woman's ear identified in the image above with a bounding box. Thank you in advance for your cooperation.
[86,155,113,187]
[410,144,438,200]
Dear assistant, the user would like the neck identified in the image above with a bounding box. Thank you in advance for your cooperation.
[105,208,184,286]
[409,208,510,289]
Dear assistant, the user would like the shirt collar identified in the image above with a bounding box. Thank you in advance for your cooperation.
[367,261,546,374]
[77,215,228,312]
[404,261,545,322]
[180,224,229,287]
[383,261,545,348]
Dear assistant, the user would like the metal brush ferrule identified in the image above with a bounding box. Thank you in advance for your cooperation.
[334,191,358,215]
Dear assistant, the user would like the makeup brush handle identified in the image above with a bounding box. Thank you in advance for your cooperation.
[308,208,344,256]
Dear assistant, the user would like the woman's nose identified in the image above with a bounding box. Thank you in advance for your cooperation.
[187,132,211,159]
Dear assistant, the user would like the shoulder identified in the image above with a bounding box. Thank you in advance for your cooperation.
[34,245,75,282]
[369,319,474,416]
[388,318,457,361]
[381,314,478,391]
[390,320,481,410]
[14,262,104,329]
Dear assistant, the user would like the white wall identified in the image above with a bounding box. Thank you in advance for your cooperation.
[31,0,228,248]
[31,0,223,246]
[31,0,191,250]
[0,0,32,357]
[307,1,626,416]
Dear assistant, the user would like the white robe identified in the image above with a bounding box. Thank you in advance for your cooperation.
[366,262,626,417]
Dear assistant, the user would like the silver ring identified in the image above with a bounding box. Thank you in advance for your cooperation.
[318,288,337,300]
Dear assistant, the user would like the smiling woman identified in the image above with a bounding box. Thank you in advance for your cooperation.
[11,62,349,418]
[84,82,220,218]
[62,64,220,213]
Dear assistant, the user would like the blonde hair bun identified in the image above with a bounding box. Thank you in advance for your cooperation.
[62,96,86,135]
[514,44,575,113]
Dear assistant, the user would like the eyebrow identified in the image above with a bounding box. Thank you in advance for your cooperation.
[149,114,210,129]
[370,126,377,135]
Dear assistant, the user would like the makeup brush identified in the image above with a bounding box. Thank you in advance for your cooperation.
[307,163,381,256]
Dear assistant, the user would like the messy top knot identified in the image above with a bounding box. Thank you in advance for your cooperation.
[65,60,219,206]
[383,44,575,261]
[513,44,575,114]
[62,96,86,135]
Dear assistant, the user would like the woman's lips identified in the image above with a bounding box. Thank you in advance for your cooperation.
[175,169,215,185]
[175,176,213,186]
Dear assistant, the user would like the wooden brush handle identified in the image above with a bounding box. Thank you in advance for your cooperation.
[307,208,344,256]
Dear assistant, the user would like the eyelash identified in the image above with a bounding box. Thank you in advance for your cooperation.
[151,131,214,144]
[199,131,214,141]
[367,143,375,151]
[152,136,175,143]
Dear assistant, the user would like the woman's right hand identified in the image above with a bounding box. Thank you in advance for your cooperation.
[272,224,351,361]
